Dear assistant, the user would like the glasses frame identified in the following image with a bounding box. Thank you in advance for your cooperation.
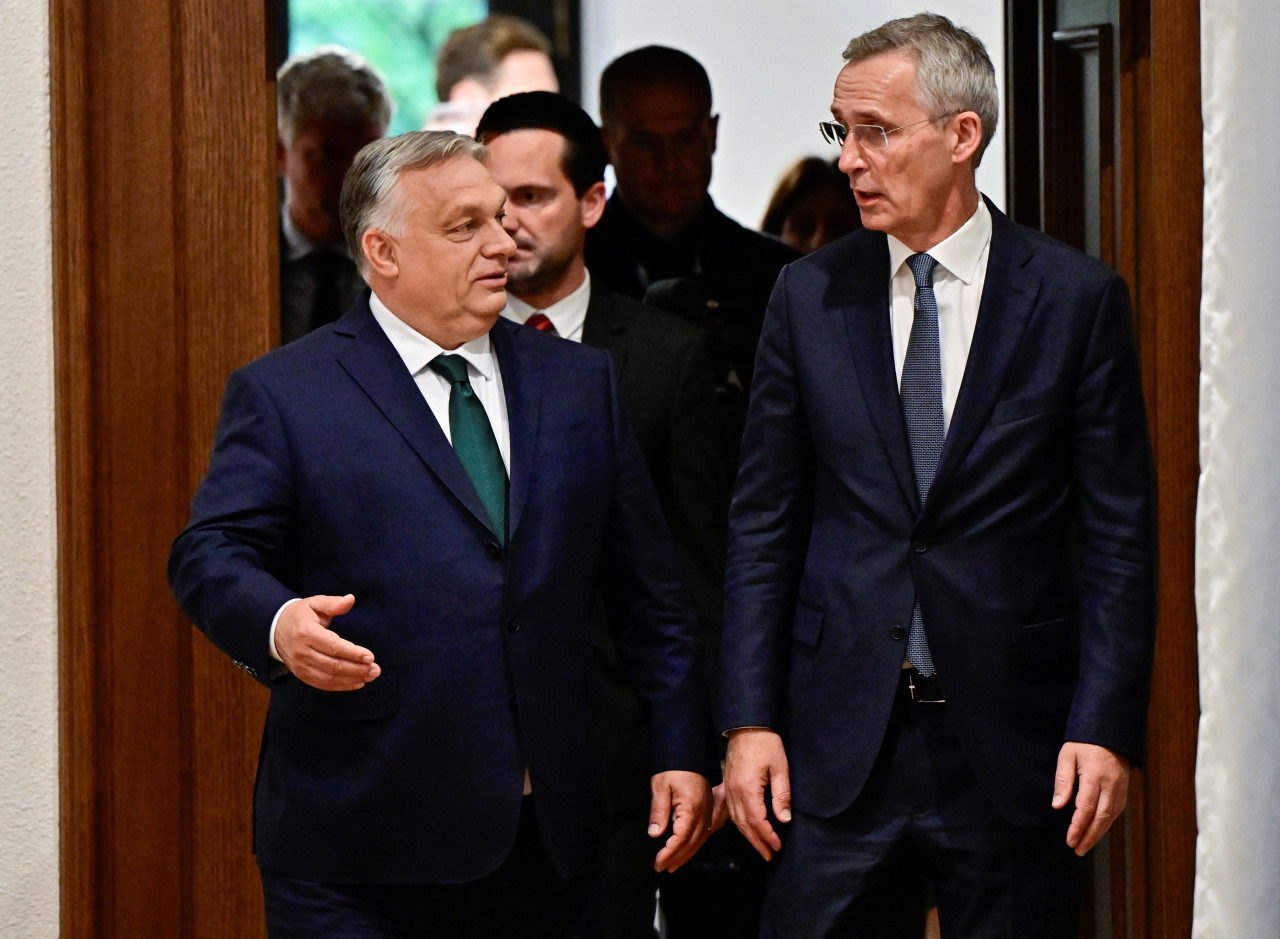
[819,112,959,150]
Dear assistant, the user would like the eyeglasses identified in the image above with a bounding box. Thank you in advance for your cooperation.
[819,113,957,150]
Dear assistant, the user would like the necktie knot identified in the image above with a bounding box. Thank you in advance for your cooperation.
[429,353,470,386]
[907,252,938,290]
[524,312,557,334]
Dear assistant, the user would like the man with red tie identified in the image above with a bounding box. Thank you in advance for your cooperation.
[478,93,727,937]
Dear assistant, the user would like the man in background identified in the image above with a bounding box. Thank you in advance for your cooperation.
[586,44,799,462]
[478,91,726,939]
[277,45,392,343]
[425,14,559,134]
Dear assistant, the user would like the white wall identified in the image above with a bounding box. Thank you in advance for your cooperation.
[581,0,1005,231]
[0,0,59,935]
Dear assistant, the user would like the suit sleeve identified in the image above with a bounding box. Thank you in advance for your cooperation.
[595,356,717,777]
[719,266,816,732]
[168,366,301,686]
[658,329,728,711]
[1064,272,1157,763]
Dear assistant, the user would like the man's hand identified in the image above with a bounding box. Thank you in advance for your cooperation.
[649,770,712,873]
[275,594,380,691]
[1052,741,1130,856]
[724,728,791,860]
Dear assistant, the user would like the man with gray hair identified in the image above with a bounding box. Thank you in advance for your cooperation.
[277,45,392,343]
[171,130,713,935]
[721,13,1155,936]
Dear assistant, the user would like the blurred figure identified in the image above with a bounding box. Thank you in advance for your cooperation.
[478,90,726,939]
[277,45,392,343]
[424,14,559,134]
[761,156,861,254]
[587,45,799,480]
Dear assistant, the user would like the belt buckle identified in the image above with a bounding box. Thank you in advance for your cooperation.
[907,669,945,703]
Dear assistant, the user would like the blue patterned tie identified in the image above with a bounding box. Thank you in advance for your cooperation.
[429,354,508,544]
[900,253,941,675]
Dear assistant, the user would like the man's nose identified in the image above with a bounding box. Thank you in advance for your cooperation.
[486,221,518,258]
[837,137,866,175]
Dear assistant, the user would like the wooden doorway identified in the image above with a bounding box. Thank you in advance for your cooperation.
[1006,0,1200,935]
[53,0,1200,934]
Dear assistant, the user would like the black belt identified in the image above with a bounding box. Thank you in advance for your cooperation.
[900,666,945,703]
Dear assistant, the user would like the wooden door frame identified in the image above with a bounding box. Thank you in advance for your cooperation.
[52,0,275,933]
[1005,1,1200,935]
[53,0,1201,933]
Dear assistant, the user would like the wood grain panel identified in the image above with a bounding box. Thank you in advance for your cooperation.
[55,0,275,934]
[1138,0,1201,933]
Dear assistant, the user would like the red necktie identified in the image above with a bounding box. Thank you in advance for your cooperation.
[524,312,558,335]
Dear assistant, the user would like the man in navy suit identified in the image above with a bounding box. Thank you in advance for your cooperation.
[169,130,712,936]
[721,14,1156,937]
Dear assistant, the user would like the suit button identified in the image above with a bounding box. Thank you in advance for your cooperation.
[506,619,522,634]
[889,624,908,641]
[484,542,501,559]
[911,539,929,554]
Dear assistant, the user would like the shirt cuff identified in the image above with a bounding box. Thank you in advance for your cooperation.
[269,597,303,662]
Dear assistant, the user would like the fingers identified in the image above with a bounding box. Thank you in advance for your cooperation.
[650,771,712,873]
[709,782,731,833]
[1054,742,1131,856]
[724,730,789,861]
[276,594,380,691]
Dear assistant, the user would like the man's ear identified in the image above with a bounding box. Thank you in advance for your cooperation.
[707,113,720,155]
[951,112,983,166]
[362,229,398,279]
[277,137,288,178]
[580,181,607,230]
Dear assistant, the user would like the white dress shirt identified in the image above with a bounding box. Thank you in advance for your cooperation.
[269,291,512,660]
[500,271,592,343]
[886,200,992,432]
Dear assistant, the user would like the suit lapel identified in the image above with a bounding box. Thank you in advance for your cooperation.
[839,234,920,511]
[333,302,498,539]
[932,204,1040,493]
[491,318,540,539]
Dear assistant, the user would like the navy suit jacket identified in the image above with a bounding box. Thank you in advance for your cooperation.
[169,299,711,884]
[720,202,1156,827]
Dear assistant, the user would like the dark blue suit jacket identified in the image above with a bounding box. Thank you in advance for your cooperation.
[720,203,1156,827]
[169,300,711,884]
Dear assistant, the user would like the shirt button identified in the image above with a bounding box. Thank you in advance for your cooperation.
[911,539,929,554]
[506,619,522,634]
[889,624,908,641]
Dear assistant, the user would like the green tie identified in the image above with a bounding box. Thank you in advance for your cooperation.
[428,354,508,544]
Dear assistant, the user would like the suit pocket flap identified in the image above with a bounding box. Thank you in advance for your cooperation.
[991,389,1066,426]
[792,601,824,648]
[291,674,399,722]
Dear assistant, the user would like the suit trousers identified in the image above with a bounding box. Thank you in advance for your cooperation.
[261,797,603,938]
[761,680,1085,939]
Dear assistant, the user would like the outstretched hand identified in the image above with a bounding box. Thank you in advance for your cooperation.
[274,594,380,691]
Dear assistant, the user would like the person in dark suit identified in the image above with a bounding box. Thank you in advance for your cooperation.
[476,91,728,939]
[585,46,800,484]
[169,130,713,937]
[721,14,1157,938]
[277,46,391,344]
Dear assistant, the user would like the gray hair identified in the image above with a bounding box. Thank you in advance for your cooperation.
[843,13,998,167]
[277,45,394,145]
[339,131,489,277]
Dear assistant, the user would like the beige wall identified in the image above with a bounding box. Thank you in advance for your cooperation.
[0,0,58,934]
